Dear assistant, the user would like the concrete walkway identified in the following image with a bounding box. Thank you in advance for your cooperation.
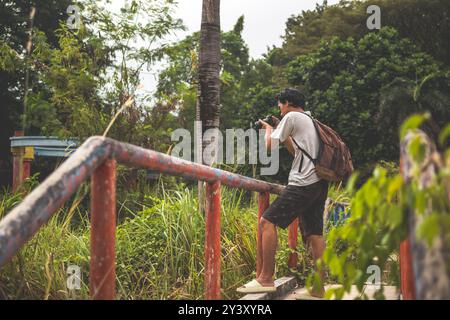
[283,284,400,300]
[239,277,400,300]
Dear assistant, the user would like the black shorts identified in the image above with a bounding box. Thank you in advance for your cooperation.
[262,180,328,238]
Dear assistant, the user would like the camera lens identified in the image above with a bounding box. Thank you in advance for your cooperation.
[254,115,273,129]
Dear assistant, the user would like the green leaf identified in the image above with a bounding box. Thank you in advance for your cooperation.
[373,166,386,180]
[408,134,426,163]
[345,171,359,195]
[323,247,333,264]
[416,214,441,247]
[381,233,391,246]
[387,175,403,202]
[335,287,345,300]
[346,263,357,280]
[374,289,386,300]
[439,123,450,147]
[388,205,403,230]
[415,190,427,215]
[329,255,342,275]
[324,288,336,300]
[364,181,379,208]
[400,113,430,140]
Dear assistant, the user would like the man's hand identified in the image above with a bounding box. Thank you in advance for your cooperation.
[258,119,273,130]
[259,116,280,150]
[259,119,273,150]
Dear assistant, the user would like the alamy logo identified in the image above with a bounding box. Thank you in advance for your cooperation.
[171,121,280,176]
[67,5,82,30]
[366,265,381,289]
[366,5,381,30]
[66,265,81,290]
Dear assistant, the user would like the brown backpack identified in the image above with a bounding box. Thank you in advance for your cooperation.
[291,112,354,182]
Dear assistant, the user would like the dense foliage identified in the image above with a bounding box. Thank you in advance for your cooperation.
[286,27,450,169]
[312,114,450,299]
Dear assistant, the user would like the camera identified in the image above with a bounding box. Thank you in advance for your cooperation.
[254,115,275,130]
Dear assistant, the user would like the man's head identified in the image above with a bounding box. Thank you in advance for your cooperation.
[276,88,305,116]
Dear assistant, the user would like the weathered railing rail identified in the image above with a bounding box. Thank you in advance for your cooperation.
[0,135,296,300]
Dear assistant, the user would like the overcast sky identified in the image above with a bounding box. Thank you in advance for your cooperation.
[174,0,341,58]
[131,0,341,93]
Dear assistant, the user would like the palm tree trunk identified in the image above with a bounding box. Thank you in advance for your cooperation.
[198,0,221,156]
[197,0,221,213]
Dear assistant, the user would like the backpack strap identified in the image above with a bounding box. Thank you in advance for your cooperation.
[289,111,318,165]
[299,110,313,120]
[291,137,316,165]
[297,111,323,164]
[298,154,304,173]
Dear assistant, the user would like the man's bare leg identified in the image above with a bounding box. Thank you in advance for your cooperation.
[306,235,326,297]
[256,217,277,286]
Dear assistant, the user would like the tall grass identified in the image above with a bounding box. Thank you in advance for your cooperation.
[0,178,293,300]
[0,180,91,300]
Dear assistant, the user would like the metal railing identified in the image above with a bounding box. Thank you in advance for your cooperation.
[0,135,301,300]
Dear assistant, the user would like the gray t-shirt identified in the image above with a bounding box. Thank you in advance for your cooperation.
[270,111,321,186]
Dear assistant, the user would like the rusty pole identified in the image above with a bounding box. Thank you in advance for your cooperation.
[204,180,221,300]
[257,191,270,278]
[22,160,30,181]
[398,154,416,300]
[400,239,416,299]
[12,130,24,192]
[22,147,34,182]
[288,218,299,269]
[90,158,116,300]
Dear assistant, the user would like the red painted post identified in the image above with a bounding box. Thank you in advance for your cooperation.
[90,158,116,300]
[257,192,270,278]
[11,130,24,192]
[288,218,299,269]
[22,147,34,182]
[22,161,30,180]
[399,155,416,300]
[204,180,221,300]
[400,239,416,299]
[12,150,24,192]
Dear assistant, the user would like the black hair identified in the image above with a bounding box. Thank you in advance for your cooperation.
[276,88,305,108]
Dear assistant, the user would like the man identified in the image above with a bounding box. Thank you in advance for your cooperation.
[237,88,328,297]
